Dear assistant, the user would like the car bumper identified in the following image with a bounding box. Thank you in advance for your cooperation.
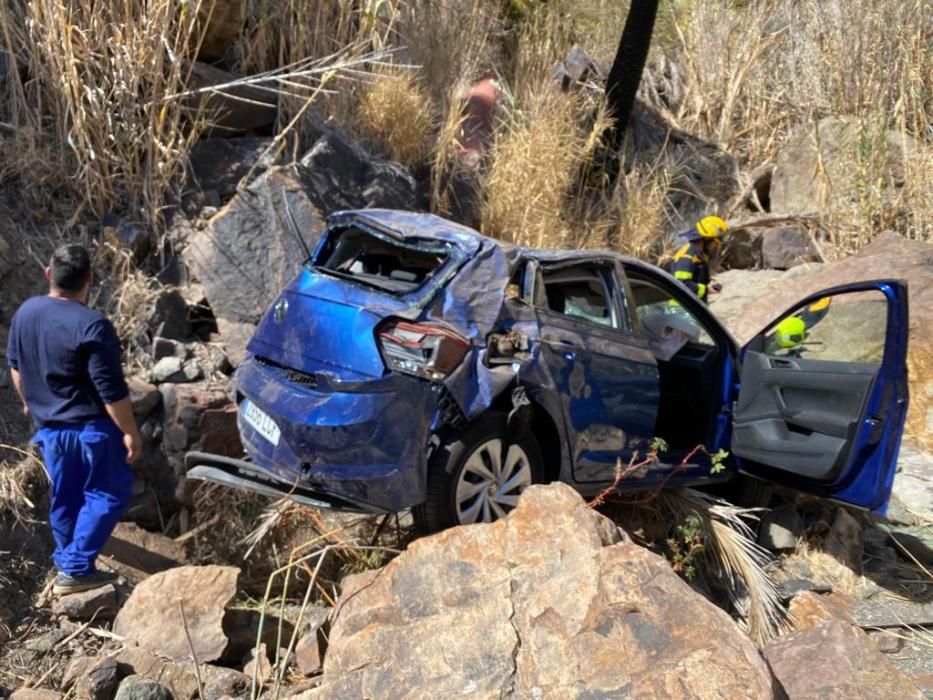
[229,356,440,512]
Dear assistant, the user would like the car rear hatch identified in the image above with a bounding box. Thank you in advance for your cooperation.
[247,216,474,380]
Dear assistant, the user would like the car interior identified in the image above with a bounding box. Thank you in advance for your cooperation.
[317,225,448,293]
[626,276,724,452]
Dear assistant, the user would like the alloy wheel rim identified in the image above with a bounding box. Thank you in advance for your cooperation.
[455,438,532,525]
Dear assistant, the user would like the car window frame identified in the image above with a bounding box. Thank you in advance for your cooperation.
[526,259,632,333]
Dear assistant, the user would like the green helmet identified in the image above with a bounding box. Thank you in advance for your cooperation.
[774,316,806,348]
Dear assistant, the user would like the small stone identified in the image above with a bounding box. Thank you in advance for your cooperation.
[52,585,118,621]
[149,290,191,342]
[74,656,120,700]
[181,359,203,382]
[10,690,63,700]
[869,629,906,654]
[294,633,323,676]
[150,357,184,384]
[789,591,854,631]
[25,627,66,652]
[758,502,803,551]
[294,607,330,676]
[127,377,161,418]
[242,642,272,683]
[152,337,188,362]
[777,578,832,603]
[114,676,172,700]
[201,666,249,700]
[62,656,96,690]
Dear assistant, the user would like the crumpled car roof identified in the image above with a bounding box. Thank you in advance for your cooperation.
[327,208,654,272]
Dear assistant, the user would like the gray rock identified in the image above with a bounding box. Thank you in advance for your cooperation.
[189,137,281,200]
[552,44,604,91]
[127,377,161,418]
[148,290,191,342]
[852,597,933,628]
[758,502,803,551]
[114,676,171,700]
[102,215,152,263]
[150,357,184,384]
[74,656,120,700]
[181,360,203,383]
[184,125,419,365]
[185,62,277,136]
[777,578,831,603]
[52,585,118,621]
[759,226,820,269]
[152,338,187,362]
[771,117,923,216]
[870,629,906,654]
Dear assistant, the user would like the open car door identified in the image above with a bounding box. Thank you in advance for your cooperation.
[732,280,909,513]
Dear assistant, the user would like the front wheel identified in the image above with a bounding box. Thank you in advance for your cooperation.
[413,411,544,534]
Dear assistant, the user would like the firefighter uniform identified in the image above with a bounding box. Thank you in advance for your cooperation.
[671,241,713,302]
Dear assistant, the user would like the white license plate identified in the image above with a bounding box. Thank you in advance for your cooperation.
[242,401,281,446]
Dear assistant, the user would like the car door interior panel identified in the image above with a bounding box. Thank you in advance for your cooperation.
[734,350,879,481]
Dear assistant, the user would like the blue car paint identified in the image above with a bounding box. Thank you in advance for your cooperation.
[236,356,437,510]
[230,209,907,514]
[731,280,910,514]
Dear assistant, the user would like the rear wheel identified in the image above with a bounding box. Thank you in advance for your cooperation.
[413,411,544,534]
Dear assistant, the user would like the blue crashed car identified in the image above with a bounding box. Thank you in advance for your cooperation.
[186,210,909,532]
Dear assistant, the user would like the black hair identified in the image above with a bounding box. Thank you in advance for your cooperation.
[49,244,92,292]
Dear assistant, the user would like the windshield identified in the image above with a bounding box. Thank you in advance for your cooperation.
[312,225,450,294]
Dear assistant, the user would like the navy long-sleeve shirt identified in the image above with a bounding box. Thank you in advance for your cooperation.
[6,296,128,427]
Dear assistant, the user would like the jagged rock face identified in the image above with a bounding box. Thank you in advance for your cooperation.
[711,231,933,448]
[303,483,774,699]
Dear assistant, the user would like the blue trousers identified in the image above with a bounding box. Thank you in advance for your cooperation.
[33,419,133,576]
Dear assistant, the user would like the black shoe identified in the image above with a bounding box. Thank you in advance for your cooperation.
[52,570,119,595]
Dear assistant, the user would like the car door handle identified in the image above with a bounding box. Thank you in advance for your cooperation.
[770,357,799,369]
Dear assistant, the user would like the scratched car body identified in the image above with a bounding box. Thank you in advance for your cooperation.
[186,210,909,532]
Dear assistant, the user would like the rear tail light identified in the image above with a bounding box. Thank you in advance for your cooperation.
[376,320,470,381]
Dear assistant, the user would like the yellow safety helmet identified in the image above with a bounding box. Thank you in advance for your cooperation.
[774,316,807,349]
[695,216,729,240]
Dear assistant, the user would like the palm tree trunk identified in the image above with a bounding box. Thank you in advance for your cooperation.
[605,0,660,153]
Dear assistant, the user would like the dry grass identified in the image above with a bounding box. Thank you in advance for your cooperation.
[354,68,435,165]
[0,0,211,222]
[655,488,788,644]
[0,446,47,526]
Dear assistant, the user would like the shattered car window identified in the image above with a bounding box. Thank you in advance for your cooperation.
[313,225,449,294]
[542,270,616,328]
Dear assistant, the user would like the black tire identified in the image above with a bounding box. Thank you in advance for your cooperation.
[413,411,544,534]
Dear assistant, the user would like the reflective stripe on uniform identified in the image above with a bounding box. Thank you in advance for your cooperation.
[696,283,707,299]
[674,270,694,280]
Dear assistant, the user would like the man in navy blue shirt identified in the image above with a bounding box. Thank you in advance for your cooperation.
[7,244,142,595]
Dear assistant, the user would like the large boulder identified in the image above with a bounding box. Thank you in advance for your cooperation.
[113,565,239,663]
[770,116,930,218]
[304,483,774,699]
[183,124,419,364]
[763,619,923,699]
[710,232,933,448]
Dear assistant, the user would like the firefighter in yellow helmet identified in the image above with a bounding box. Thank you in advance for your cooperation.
[772,296,832,353]
[670,216,728,303]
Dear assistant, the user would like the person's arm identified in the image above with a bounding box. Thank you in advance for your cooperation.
[10,368,29,418]
[104,396,142,464]
[85,319,142,464]
[6,317,28,418]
